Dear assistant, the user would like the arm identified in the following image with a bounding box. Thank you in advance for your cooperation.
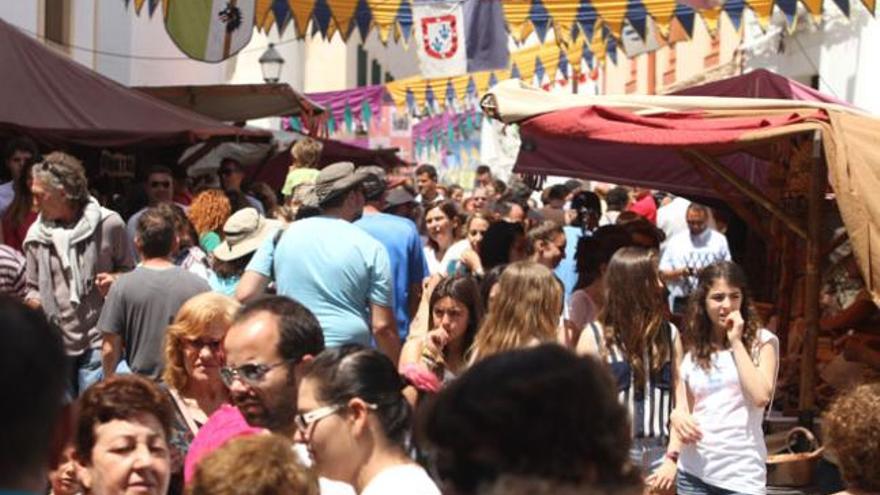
[407,274,442,342]
[101,333,123,378]
[728,312,778,408]
[235,270,270,302]
[574,322,600,356]
[647,330,685,491]
[24,245,41,309]
[371,303,401,363]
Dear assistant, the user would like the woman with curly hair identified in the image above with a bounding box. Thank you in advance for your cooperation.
[162,292,240,493]
[468,261,563,364]
[187,189,231,253]
[822,382,880,495]
[672,261,779,495]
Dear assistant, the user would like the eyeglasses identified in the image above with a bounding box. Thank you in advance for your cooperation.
[150,180,171,189]
[294,402,378,432]
[219,358,298,387]
[183,338,223,352]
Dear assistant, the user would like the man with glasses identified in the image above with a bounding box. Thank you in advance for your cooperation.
[125,166,184,247]
[222,296,324,436]
[218,157,264,214]
[222,296,354,494]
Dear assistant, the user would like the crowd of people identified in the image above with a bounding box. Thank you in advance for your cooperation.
[0,135,877,495]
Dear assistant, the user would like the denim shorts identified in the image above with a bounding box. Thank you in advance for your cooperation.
[677,469,753,495]
[629,437,666,478]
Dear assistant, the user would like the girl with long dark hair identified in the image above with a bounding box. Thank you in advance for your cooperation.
[575,247,682,491]
[673,261,779,495]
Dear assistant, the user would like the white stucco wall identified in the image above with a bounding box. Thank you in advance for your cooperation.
[743,3,880,113]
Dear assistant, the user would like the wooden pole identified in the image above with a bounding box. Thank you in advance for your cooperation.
[798,146,825,412]
[682,149,808,240]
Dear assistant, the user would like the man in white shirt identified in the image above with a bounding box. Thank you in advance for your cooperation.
[659,203,731,313]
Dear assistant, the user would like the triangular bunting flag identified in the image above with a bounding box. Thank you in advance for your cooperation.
[397,0,414,42]
[330,0,360,40]
[672,3,696,38]
[134,0,146,15]
[446,79,457,107]
[272,0,292,33]
[723,0,746,30]
[327,113,337,134]
[361,100,373,128]
[488,72,499,88]
[425,84,436,112]
[558,51,569,78]
[745,0,774,29]
[343,102,354,133]
[529,0,553,43]
[511,63,521,79]
[543,0,577,44]
[625,0,649,40]
[312,0,333,37]
[583,39,594,68]
[831,0,851,16]
[354,0,373,41]
[406,89,416,112]
[699,7,723,34]
[576,0,599,40]
[256,0,273,27]
[289,116,302,131]
[775,0,799,28]
[148,0,160,17]
[604,26,618,65]
[534,57,545,83]
[466,77,477,98]
[502,0,533,43]
[863,0,876,15]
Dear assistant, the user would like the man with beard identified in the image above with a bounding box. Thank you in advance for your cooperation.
[222,296,353,495]
[222,296,324,435]
[235,162,399,362]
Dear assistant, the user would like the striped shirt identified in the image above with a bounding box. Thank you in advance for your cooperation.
[588,322,677,439]
[0,244,26,300]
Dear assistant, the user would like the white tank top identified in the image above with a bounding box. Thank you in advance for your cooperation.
[678,329,779,495]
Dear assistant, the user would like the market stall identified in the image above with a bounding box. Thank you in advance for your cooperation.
[482,77,880,413]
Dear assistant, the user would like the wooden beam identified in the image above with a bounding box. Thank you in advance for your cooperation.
[799,151,825,412]
[681,148,808,240]
[683,151,772,240]
[180,139,222,172]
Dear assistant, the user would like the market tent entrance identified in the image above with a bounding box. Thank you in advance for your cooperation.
[0,18,268,149]
[483,78,880,411]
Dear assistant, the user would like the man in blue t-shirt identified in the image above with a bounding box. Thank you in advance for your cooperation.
[236,162,400,362]
[355,167,428,341]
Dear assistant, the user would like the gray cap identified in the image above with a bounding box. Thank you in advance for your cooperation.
[384,186,416,208]
[314,161,369,206]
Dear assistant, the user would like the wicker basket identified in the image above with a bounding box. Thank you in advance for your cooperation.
[766,427,824,487]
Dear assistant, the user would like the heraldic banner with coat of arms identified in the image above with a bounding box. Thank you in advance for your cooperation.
[413,0,468,79]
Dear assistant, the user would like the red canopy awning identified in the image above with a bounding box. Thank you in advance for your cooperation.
[0,18,268,149]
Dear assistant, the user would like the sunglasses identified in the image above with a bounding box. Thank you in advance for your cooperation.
[219,358,299,387]
[150,180,171,189]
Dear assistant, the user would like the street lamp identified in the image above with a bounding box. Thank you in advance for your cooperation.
[259,43,284,84]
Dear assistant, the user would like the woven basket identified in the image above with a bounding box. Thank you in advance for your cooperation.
[766,427,824,487]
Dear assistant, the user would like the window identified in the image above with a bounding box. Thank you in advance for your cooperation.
[371,59,381,85]
[44,0,71,50]
[357,45,367,87]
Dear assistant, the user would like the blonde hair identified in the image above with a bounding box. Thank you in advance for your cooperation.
[470,261,563,363]
[291,138,323,169]
[189,434,319,495]
[163,292,240,390]
[188,189,231,236]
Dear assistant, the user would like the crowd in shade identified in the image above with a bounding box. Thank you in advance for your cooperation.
[0,135,878,495]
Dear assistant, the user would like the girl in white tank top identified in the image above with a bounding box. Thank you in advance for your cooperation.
[671,261,779,495]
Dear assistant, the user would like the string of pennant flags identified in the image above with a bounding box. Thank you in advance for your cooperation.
[128,0,874,52]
